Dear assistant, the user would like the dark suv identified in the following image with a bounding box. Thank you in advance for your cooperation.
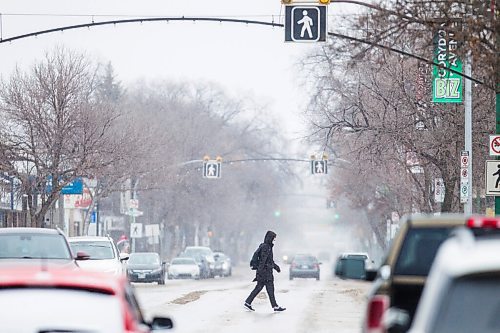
[363,214,500,333]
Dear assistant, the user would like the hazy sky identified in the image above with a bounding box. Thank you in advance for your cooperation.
[0,0,336,146]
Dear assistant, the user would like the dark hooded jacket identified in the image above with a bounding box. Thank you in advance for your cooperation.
[254,230,280,282]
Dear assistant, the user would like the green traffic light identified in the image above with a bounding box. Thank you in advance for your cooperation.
[274,210,281,218]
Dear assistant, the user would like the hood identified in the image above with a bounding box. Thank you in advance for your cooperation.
[264,230,276,245]
[76,259,122,273]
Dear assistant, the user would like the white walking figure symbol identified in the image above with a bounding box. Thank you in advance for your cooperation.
[208,164,216,176]
[297,10,313,38]
[315,161,323,173]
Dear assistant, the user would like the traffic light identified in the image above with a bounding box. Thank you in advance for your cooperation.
[274,210,281,218]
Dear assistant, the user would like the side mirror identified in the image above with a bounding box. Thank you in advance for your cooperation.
[150,316,174,330]
[119,253,130,261]
[76,251,90,261]
[383,307,410,333]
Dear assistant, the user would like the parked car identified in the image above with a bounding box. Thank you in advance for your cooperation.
[68,236,129,276]
[363,214,500,333]
[213,252,232,277]
[289,254,321,280]
[0,263,173,332]
[182,246,216,278]
[168,257,200,279]
[386,228,500,333]
[126,252,166,285]
[334,253,369,280]
[0,227,88,267]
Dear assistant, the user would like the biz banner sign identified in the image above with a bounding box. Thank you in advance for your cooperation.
[432,22,463,103]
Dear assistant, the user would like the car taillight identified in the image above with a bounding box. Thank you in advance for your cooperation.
[365,295,389,333]
[467,217,500,229]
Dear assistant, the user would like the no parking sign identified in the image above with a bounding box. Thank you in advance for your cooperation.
[489,135,500,156]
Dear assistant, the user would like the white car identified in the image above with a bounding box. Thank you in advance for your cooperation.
[168,257,200,279]
[385,227,500,333]
[68,236,129,276]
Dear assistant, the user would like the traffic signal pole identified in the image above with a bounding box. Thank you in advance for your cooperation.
[496,6,500,215]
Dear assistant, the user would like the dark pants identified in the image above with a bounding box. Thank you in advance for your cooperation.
[245,281,277,308]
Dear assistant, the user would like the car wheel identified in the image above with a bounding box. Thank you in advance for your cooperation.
[159,277,165,285]
[289,275,293,280]
[316,275,320,281]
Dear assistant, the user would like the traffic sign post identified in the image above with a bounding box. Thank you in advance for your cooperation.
[460,151,470,204]
[285,5,327,42]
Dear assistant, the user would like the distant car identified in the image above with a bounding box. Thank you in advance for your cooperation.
[334,253,370,280]
[0,227,88,267]
[126,252,166,285]
[289,254,321,280]
[168,257,200,279]
[68,236,129,276]
[183,246,216,278]
[213,252,232,277]
[0,263,173,332]
[386,228,500,333]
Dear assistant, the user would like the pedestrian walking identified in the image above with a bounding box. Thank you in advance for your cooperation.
[244,230,286,312]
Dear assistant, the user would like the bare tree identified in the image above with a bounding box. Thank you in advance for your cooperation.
[0,47,137,227]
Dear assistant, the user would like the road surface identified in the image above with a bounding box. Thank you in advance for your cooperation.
[135,264,371,333]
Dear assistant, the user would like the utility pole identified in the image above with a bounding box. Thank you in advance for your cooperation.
[496,2,500,215]
[464,53,473,214]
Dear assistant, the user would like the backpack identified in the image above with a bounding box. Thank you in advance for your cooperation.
[250,244,263,270]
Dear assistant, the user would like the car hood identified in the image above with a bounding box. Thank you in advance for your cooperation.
[169,264,198,271]
[76,259,122,273]
[0,258,78,269]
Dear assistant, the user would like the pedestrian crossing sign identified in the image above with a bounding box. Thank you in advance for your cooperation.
[203,160,221,179]
[284,5,327,42]
[485,160,500,196]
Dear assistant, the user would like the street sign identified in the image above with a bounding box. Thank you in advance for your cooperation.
[285,5,327,42]
[490,135,500,156]
[311,159,328,174]
[61,178,84,194]
[129,199,139,209]
[126,208,143,217]
[461,151,469,168]
[434,178,445,203]
[432,23,463,103]
[485,160,500,196]
[203,160,221,179]
[460,151,470,203]
[130,222,143,238]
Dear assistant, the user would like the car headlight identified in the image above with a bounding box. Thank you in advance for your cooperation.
[222,262,229,269]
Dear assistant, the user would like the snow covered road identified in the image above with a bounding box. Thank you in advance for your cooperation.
[134,265,371,333]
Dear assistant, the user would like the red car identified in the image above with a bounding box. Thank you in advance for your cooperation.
[0,264,173,333]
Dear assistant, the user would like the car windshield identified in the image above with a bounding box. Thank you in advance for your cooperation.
[69,241,115,260]
[0,234,71,260]
[172,258,196,265]
[432,275,500,333]
[0,288,123,332]
[394,227,452,276]
[293,256,316,264]
[128,253,160,265]
[346,254,368,260]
